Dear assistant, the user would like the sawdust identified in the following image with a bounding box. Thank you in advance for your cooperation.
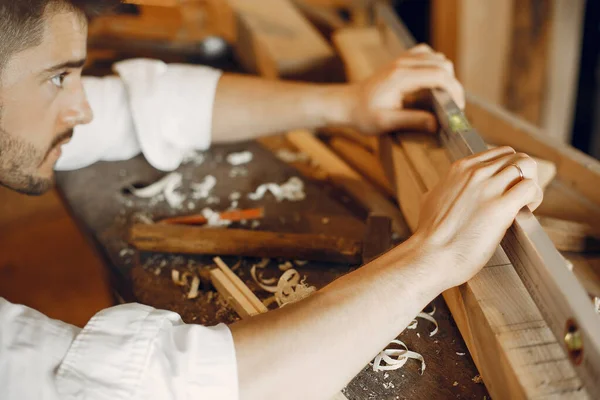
[227,151,253,166]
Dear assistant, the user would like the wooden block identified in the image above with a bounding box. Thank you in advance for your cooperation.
[129,223,363,264]
[328,137,395,198]
[213,257,268,314]
[210,268,259,319]
[286,130,411,238]
[225,0,338,80]
[362,214,392,263]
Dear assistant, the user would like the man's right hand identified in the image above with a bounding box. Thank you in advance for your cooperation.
[411,146,543,292]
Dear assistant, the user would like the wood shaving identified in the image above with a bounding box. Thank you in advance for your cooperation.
[275,269,316,307]
[279,261,293,271]
[130,172,182,198]
[294,260,308,266]
[251,220,261,228]
[595,297,600,314]
[373,340,426,374]
[248,177,306,202]
[186,275,200,299]
[276,149,309,163]
[405,309,439,336]
[227,151,253,166]
[201,208,232,227]
[229,192,241,201]
[456,352,466,356]
[472,375,483,384]
[191,175,216,200]
[453,381,459,387]
[171,269,192,286]
[164,176,185,208]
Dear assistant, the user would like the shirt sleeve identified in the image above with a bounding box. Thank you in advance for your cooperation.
[56,59,223,172]
[0,297,239,400]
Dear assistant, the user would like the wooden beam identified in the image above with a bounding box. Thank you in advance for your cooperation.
[129,224,363,264]
[430,0,459,68]
[336,21,596,398]
[327,137,395,198]
[224,0,338,81]
[214,256,269,314]
[538,216,600,253]
[285,130,410,237]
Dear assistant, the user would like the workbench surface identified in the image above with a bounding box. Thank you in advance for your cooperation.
[56,139,489,399]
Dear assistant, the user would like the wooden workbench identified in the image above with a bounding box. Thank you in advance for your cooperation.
[56,138,489,399]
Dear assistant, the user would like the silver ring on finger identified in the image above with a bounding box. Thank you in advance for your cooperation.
[509,163,525,181]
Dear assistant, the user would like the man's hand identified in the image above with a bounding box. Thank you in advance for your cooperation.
[349,44,464,136]
[411,146,543,292]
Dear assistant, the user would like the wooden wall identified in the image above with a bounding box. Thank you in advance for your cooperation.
[431,0,585,144]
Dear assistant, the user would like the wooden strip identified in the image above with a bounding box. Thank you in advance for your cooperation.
[285,130,410,237]
[328,137,395,198]
[214,256,268,314]
[130,224,363,264]
[210,268,260,319]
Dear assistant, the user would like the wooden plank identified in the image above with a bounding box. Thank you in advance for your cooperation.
[327,137,395,198]
[213,256,268,314]
[338,18,597,398]
[129,224,363,264]
[457,0,514,106]
[430,0,459,67]
[502,0,552,125]
[541,0,585,143]
[292,0,348,37]
[225,0,337,80]
[286,130,410,237]
[210,268,260,319]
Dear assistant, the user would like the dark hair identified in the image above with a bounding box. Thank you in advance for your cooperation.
[0,0,121,70]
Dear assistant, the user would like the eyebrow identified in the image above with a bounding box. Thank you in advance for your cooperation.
[43,58,87,74]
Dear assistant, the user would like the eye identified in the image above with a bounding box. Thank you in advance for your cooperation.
[50,72,68,88]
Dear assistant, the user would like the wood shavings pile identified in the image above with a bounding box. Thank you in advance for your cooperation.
[373,340,426,374]
[276,149,309,163]
[131,172,185,208]
[248,177,306,202]
[227,151,253,166]
[250,259,315,307]
[191,175,217,199]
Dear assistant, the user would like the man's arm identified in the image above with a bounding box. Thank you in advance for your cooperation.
[230,146,542,400]
[211,45,464,143]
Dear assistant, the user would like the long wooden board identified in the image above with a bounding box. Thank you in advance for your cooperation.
[336,20,596,398]
[129,223,363,264]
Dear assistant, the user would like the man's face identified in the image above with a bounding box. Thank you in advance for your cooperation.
[0,8,92,195]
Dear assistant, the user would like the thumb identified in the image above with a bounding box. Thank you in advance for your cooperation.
[375,109,438,133]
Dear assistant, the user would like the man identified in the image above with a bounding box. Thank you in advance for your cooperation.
[0,1,542,399]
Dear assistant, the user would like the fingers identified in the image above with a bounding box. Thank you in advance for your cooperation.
[451,146,516,173]
[499,178,544,214]
[389,66,464,111]
[488,153,538,189]
[374,109,437,133]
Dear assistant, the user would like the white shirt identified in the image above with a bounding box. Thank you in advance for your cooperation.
[1,59,240,399]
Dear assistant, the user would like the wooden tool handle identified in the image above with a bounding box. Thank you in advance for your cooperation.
[130,224,363,264]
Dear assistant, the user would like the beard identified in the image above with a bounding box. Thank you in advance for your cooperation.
[0,126,73,196]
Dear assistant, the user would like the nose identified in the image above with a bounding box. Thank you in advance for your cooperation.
[60,80,94,128]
